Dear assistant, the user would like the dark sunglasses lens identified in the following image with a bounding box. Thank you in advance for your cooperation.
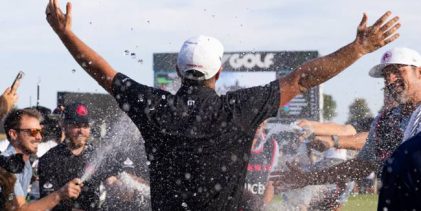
[30,129,42,137]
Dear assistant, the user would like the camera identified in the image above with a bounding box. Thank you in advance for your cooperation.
[0,154,24,173]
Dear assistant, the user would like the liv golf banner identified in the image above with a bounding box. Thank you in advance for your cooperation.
[153,51,321,122]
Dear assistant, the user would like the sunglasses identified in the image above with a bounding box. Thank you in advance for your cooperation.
[383,64,417,75]
[15,128,43,137]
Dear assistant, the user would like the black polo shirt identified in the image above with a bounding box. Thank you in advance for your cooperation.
[38,143,117,210]
[112,73,280,210]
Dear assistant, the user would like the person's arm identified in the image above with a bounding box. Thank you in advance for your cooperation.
[271,157,375,189]
[13,178,82,211]
[279,11,400,105]
[46,0,116,93]
[297,119,357,136]
[309,132,369,151]
[0,85,19,119]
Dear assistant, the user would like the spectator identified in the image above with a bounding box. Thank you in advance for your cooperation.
[38,103,117,210]
[271,48,420,197]
[2,108,81,210]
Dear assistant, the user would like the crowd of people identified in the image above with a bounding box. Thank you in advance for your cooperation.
[2,0,421,210]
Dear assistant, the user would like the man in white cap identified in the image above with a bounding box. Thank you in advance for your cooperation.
[271,47,421,198]
[373,48,421,210]
[45,0,400,209]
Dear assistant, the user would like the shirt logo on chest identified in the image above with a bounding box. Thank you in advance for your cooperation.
[187,100,195,106]
[123,157,134,168]
[43,182,53,190]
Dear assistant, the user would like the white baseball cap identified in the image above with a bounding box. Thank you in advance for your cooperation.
[369,47,421,78]
[177,35,224,80]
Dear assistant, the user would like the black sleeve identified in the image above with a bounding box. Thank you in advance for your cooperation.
[38,155,60,198]
[111,73,170,125]
[223,80,280,131]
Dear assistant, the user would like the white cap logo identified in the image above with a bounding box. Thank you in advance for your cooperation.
[382,51,392,63]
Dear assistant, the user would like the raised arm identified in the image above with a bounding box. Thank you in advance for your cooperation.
[279,11,400,105]
[46,0,117,93]
[271,157,375,190]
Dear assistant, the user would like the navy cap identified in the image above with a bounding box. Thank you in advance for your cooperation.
[64,103,90,124]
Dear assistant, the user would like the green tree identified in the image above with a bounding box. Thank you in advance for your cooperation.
[323,94,337,121]
[346,98,373,125]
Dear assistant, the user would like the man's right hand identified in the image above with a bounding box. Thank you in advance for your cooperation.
[0,85,19,115]
[269,163,312,191]
[308,135,334,151]
[46,0,72,36]
[59,178,82,200]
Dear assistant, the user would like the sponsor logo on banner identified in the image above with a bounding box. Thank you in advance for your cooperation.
[225,53,275,69]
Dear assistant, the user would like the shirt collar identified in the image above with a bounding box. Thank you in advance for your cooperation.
[2,144,32,166]
[176,84,218,97]
[2,144,16,156]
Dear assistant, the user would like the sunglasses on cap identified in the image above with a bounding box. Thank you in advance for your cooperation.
[15,128,43,137]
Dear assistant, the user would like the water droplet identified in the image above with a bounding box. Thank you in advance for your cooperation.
[146,20,150,24]
[214,183,222,191]
[71,69,76,73]
[122,103,130,111]
[124,50,130,55]
[231,154,237,162]
[185,173,191,180]
[181,202,188,207]
[138,59,143,64]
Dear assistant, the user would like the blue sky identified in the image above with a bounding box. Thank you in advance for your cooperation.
[1,0,420,123]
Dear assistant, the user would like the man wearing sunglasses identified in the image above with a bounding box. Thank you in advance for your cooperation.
[376,48,421,209]
[271,48,421,203]
[1,108,82,210]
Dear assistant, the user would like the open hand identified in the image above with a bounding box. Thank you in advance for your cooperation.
[308,135,334,151]
[269,163,310,191]
[46,0,72,35]
[354,11,400,55]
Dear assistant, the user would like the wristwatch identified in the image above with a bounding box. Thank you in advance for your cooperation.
[331,135,339,148]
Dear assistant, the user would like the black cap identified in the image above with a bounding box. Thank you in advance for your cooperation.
[64,103,90,124]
